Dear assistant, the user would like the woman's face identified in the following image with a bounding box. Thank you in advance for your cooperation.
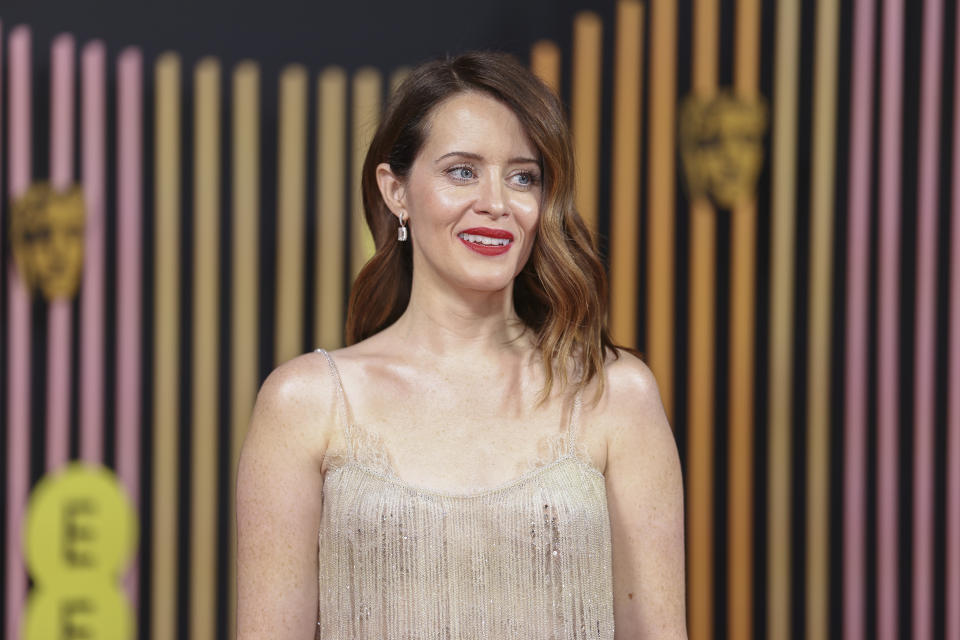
[387,91,542,295]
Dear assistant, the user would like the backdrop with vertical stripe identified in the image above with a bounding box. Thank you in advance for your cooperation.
[0,1,958,639]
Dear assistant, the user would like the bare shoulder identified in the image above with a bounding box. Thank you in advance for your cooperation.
[596,349,672,438]
[583,348,678,480]
[244,351,339,459]
[602,349,662,403]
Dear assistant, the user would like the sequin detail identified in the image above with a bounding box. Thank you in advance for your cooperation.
[314,349,614,639]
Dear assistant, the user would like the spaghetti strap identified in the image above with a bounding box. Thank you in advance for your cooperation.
[315,348,354,456]
[566,387,584,456]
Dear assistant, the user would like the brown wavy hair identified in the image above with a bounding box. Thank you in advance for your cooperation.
[346,51,619,402]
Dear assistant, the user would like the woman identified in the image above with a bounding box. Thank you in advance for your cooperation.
[237,51,686,639]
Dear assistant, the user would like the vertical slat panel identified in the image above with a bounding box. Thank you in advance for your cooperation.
[351,68,380,280]
[646,1,677,421]
[688,0,719,637]
[46,33,75,471]
[151,51,181,640]
[877,2,904,637]
[316,67,347,349]
[768,3,801,638]
[530,40,561,94]
[5,26,32,640]
[729,1,761,637]
[571,11,602,237]
[275,65,308,365]
[805,2,840,638]
[190,56,221,640]
[948,4,960,632]
[228,60,260,640]
[609,0,643,348]
[911,0,944,636]
[843,1,876,638]
[116,46,143,607]
[389,67,410,96]
[80,40,106,464]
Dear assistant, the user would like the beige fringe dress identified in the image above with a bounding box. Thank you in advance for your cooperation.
[315,349,615,639]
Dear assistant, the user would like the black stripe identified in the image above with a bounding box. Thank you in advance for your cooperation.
[830,0,857,636]
[933,2,957,637]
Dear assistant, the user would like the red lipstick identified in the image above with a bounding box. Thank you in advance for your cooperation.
[457,227,514,256]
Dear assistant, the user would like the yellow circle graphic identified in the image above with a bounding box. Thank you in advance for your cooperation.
[25,463,137,582]
[24,583,133,640]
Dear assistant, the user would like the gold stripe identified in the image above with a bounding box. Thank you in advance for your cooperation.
[152,52,180,640]
[275,65,309,365]
[769,1,801,638]
[609,0,644,348]
[390,67,410,96]
[689,0,719,637]
[530,39,561,94]
[647,0,677,421]
[316,67,348,349]
[572,11,603,236]
[351,68,380,280]
[729,0,761,637]
[227,59,260,640]
[806,2,840,638]
[688,202,717,640]
[190,56,220,640]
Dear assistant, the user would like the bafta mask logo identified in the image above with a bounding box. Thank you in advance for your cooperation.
[10,182,85,300]
[679,91,768,209]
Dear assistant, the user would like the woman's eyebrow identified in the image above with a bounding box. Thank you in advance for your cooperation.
[434,151,539,165]
[435,151,482,163]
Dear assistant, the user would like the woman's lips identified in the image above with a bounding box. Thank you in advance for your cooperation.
[457,227,514,256]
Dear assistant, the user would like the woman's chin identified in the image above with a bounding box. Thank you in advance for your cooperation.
[449,273,516,296]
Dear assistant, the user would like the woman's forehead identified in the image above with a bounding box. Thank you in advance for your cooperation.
[420,92,538,161]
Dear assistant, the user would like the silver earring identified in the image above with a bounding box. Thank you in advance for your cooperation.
[397,215,408,242]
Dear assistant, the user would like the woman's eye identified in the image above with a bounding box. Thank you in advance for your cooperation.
[449,166,475,181]
[512,171,539,187]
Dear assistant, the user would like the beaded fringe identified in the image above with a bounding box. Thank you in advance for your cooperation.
[316,458,614,639]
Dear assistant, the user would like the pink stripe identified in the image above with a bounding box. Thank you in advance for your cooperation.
[948,3,960,636]
[45,33,75,472]
[912,0,943,636]
[5,25,32,640]
[79,41,106,464]
[877,1,903,638]
[50,34,74,187]
[116,47,143,608]
[843,1,875,638]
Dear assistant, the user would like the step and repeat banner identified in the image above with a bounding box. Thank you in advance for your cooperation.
[1,1,959,639]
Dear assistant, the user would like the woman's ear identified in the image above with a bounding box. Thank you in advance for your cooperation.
[376,162,406,218]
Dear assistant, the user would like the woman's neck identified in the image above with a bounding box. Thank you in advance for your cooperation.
[388,277,532,360]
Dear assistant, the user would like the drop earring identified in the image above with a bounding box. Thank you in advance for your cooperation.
[397,214,408,242]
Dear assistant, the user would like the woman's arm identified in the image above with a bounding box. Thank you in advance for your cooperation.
[236,356,332,639]
[604,354,688,639]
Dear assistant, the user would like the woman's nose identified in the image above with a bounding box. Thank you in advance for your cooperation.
[475,177,508,218]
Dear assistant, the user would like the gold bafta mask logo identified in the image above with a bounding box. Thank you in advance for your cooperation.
[10,182,85,300]
[679,91,768,209]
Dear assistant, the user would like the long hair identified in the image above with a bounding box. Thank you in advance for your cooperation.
[346,51,619,402]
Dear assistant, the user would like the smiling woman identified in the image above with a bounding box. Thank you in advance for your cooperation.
[236,51,687,640]
[374,92,542,303]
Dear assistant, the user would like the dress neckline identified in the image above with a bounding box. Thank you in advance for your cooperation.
[326,453,604,500]
[316,348,590,498]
